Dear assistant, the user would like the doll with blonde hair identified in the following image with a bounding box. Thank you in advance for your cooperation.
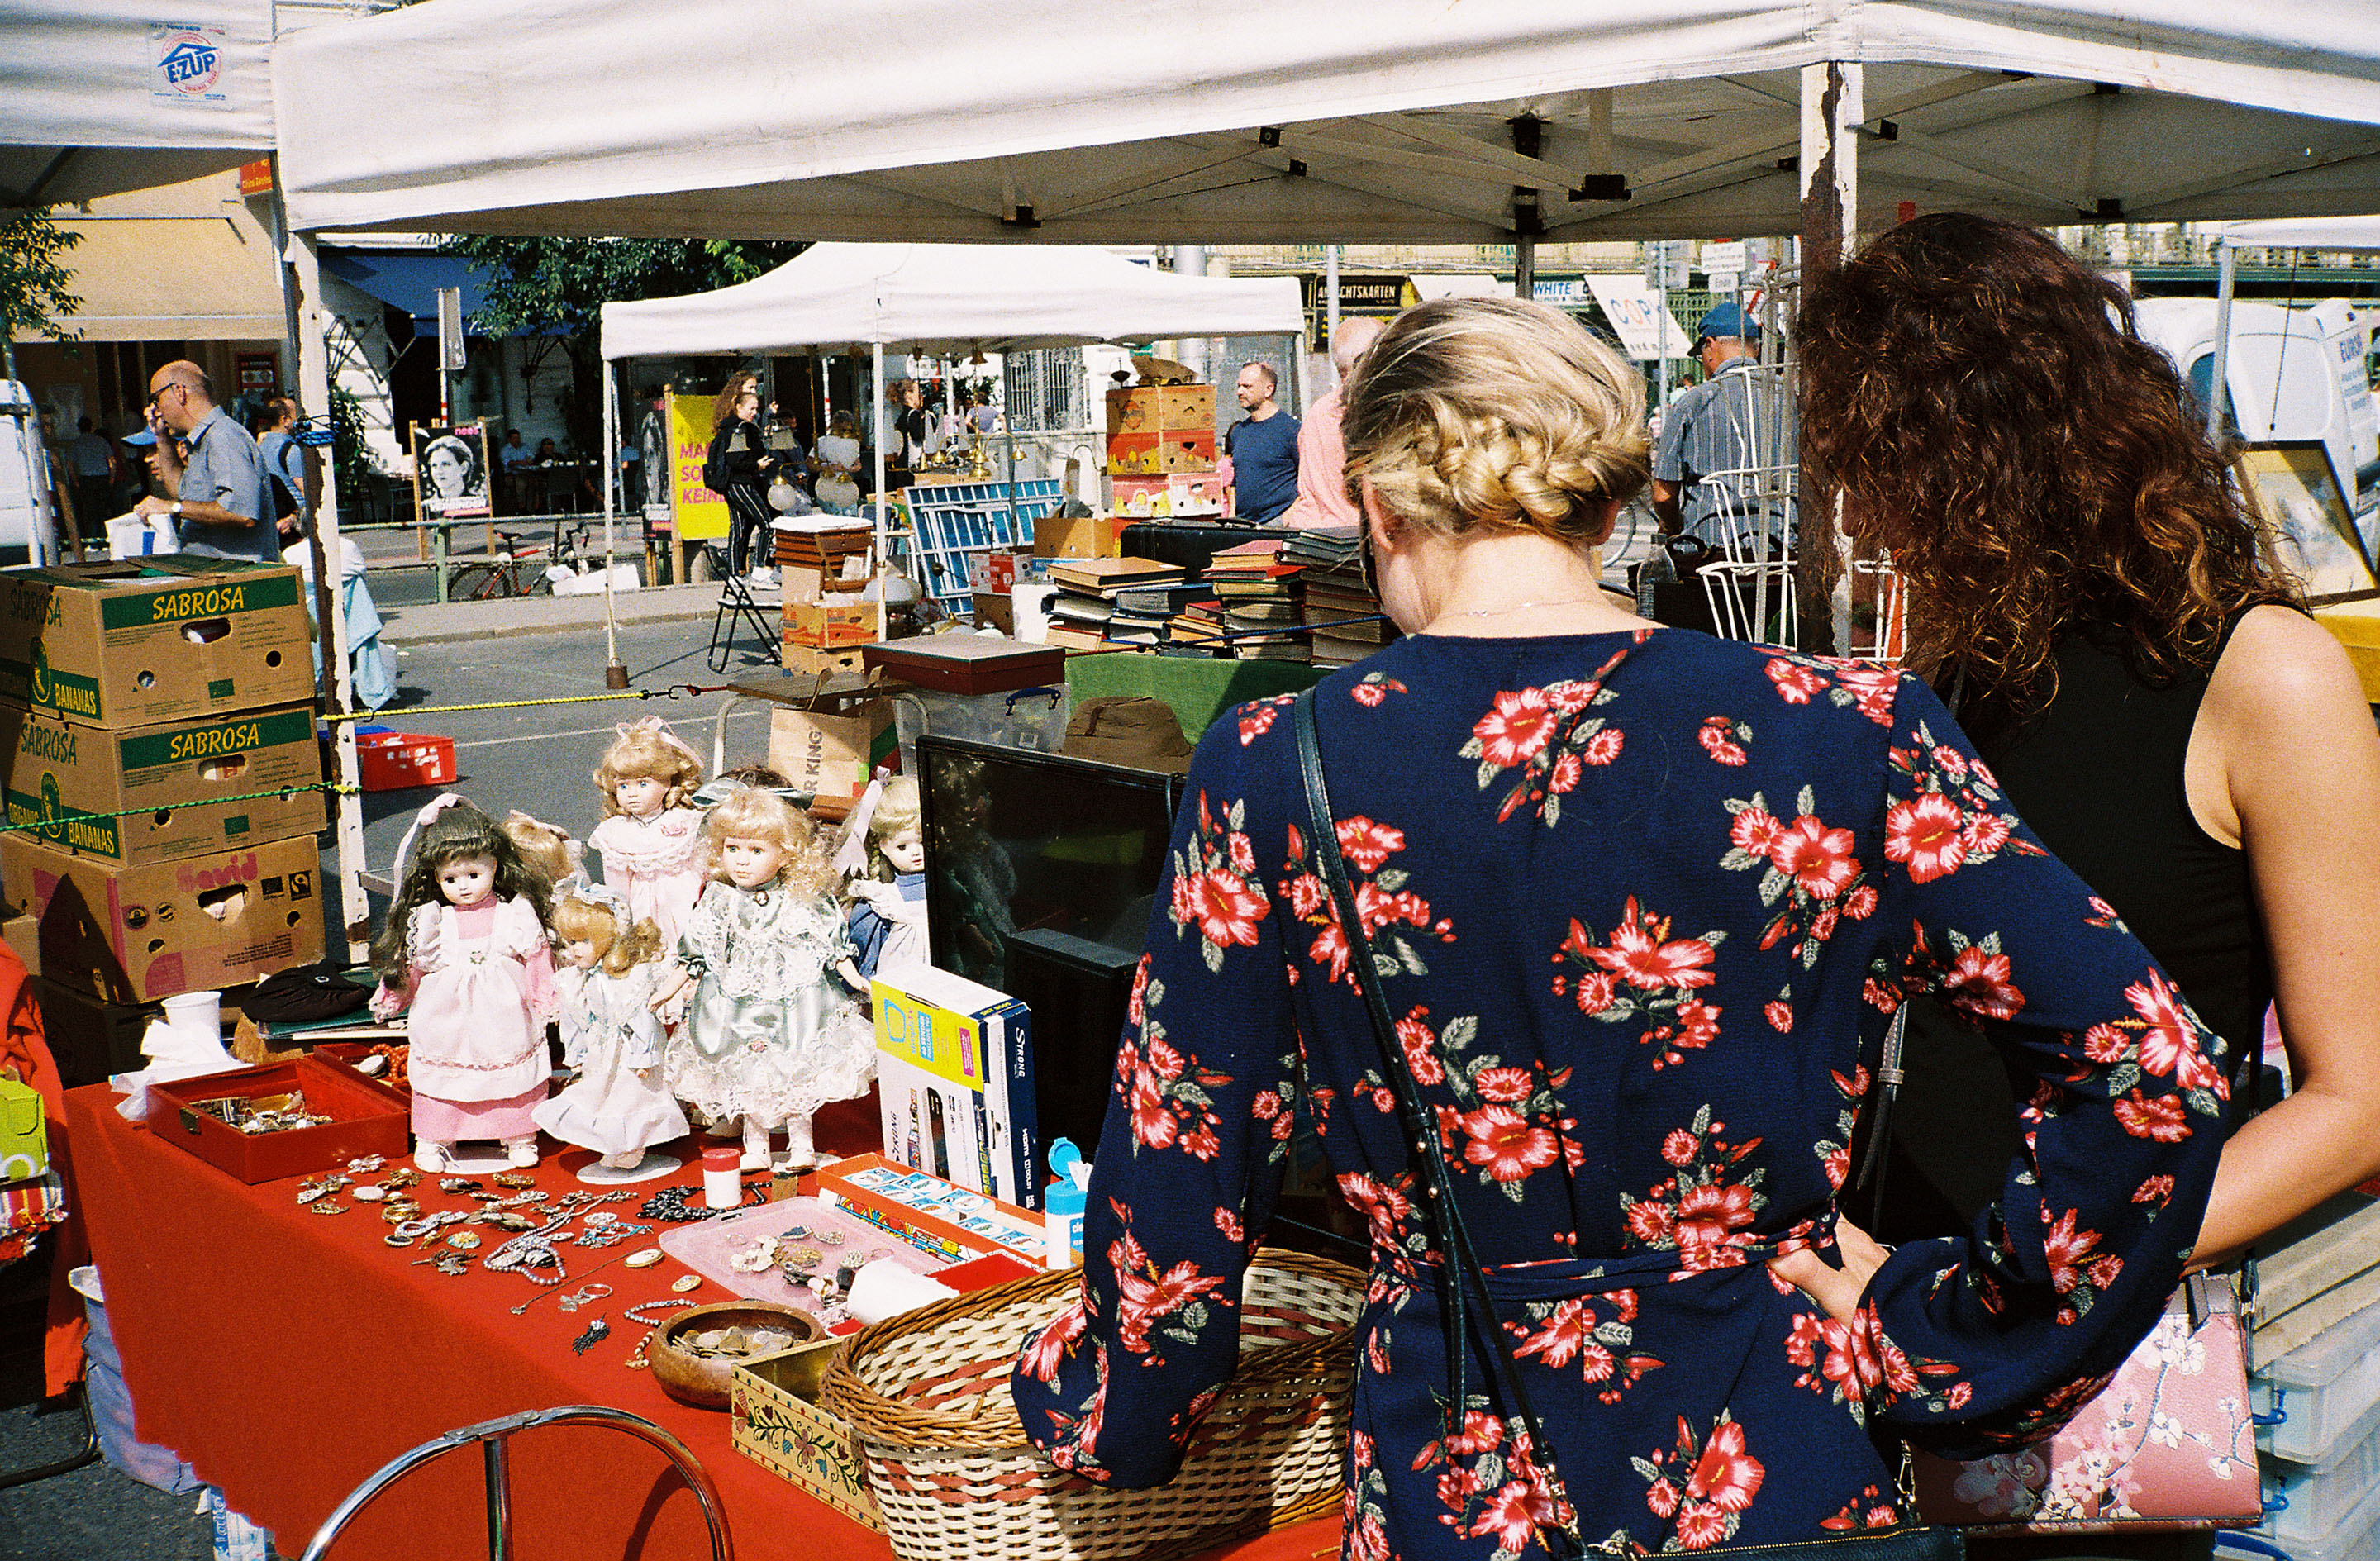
[532,884,688,1178]
[835,775,930,987]
[653,785,873,1170]
[590,716,707,946]
[370,796,558,1172]
[502,809,585,894]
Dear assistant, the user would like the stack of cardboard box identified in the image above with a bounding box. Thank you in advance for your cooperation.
[0,559,329,1078]
[1105,383,1226,520]
[773,521,877,675]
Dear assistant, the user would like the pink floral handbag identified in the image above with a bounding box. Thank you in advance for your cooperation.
[1906,1268,2260,1532]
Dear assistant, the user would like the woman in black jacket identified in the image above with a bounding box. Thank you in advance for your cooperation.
[706,371,776,580]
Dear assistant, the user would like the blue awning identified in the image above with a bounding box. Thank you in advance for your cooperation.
[320,247,495,328]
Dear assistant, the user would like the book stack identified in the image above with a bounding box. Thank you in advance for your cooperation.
[1282,524,1395,669]
[1206,539,1307,661]
[1045,557,1191,650]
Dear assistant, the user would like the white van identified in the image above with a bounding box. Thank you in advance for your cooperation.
[2133,297,2380,550]
[0,382,54,566]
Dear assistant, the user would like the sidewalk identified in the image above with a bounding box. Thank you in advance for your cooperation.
[374,581,726,645]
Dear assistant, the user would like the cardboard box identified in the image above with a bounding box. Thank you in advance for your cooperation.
[816,1153,1045,1264]
[1111,475,1226,519]
[2,912,37,978]
[32,976,153,1088]
[971,593,1015,635]
[1159,430,1218,473]
[1105,386,1164,435]
[783,600,875,650]
[1031,508,1124,561]
[149,1056,409,1183]
[0,702,325,866]
[1157,384,1216,431]
[766,695,896,813]
[779,640,869,680]
[731,1340,883,1530]
[0,558,314,729]
[1,831,326,1004]
[1104,430,1162,476]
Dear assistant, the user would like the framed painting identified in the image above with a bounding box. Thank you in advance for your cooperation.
[2235,441,2380,606]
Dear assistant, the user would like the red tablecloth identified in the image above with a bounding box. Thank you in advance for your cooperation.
[64,1083,1342,1561]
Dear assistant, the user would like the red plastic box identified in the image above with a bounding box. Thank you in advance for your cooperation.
[148,1055,409,1183]
[355,728,458,792]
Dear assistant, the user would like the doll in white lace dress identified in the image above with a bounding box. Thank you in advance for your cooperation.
[533,884,688,1175]
[589,717,708,948]
[653,786,873,1172]
[369,797,558,1172]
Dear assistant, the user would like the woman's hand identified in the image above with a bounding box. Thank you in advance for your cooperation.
[1768,1220,1892,1324]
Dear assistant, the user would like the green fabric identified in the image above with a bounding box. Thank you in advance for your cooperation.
[1065,653,1323,740]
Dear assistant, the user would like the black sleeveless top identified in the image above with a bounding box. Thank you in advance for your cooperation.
[1979,617,2272,1064]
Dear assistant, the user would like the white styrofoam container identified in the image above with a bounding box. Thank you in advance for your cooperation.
[2253,1292,2380,1465]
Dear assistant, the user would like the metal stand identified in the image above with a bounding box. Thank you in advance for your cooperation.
[0,1382,101,1490]
[298,1404,734,1561]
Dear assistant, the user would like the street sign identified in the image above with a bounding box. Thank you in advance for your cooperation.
[1701,240,1748,275]
[1533,278,1586,306]
[1643,240,1692,290]
[1706,271,1741,297]
[1583,277,1695,359]
[436,287,466,372]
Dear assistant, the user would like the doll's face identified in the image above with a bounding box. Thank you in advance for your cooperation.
[720,834,785,889]
[561,937,600,970]
[614,774,669,819]
[881,826,925,876]
[437,854,497,908]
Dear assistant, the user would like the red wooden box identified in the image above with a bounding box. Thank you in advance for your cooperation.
[147,1056,409,1183]
[859,636,1065,696]
[312,1041,412,1106]
[355,729,459,792]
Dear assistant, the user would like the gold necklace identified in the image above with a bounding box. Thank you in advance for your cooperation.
[1443,595,1597,619]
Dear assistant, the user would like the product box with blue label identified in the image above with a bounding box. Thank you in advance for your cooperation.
[869,965,1039,1209]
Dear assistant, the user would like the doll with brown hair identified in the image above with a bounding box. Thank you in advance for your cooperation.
[590,716,707,947]
[531,883,688,1181]
[651,785,873,1171]
[369,795,559,1172]
[835,775,929,988]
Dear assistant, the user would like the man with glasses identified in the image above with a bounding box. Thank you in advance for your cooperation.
[133,361,277,561]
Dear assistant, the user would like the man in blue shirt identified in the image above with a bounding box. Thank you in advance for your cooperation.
[134,361,278,562]
[1225,361,1300,524]
[1649,302,1797,559]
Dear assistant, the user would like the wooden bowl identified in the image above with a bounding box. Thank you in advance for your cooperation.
[649,1300,821,1411]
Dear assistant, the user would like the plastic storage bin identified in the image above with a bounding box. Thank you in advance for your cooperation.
[2267,1411,2380,1543]
[892,686,1069,773]
[353,726,459,791]
[2254,1292,2380,1465]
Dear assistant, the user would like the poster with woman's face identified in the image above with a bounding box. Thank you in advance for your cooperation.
[412,424,491,520]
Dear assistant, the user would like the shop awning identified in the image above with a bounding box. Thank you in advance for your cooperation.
[30,213,285,342]
[319,247,493,327]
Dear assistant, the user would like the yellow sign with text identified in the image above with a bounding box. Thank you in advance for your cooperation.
[667,391,729,540]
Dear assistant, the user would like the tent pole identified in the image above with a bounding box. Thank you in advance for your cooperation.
[602,357,625,688]
[873,343,889,641]
[290,231,371,963]
[1795,59,1860,657]
[2209,238,2236,446]
[1325,245,1340,355]
[1515,232,1537,302]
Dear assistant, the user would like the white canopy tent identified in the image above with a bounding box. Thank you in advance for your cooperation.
[1,0,275,212]
[2202,217,2380,450]
[276,0,2380,242]
[596,242,1307,649]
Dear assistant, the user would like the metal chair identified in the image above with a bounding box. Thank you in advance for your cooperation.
[298,1404,733,1561]
[704,541,783,673]
[0,1381,100,1490]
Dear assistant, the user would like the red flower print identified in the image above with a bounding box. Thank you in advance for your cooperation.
[2129,970,2225,1093]
[1549,753,1583,793]
[1730,807,1783,856]
[1675,1503,1730,1549]
[2114,1090,2190,1142]
[1823,1142,1852,1189]
[2134,1173,2175,1206]
[1626,1201,1676,1245]
[2082,1024,2130,1064]
[1769,816,1859,900]
[1960,811,2011,855]
[1237,704,1280,745]
[1687,1418,1765,1513]
[1646,1478,1683,1519]
[1460,1104,1559,1183]
[1764,1000,1792,1033]
[1129,1070,1178,1149]
[1473,688,1561,768]
[1113,1249,1230,1355]
[1473,1066,1535,1103]
[1930,744,1969,780]
[1227,832,1255,874]
[1146,1038,1183,1080]
[1674,1181,1758,1259]
[1182,869,1267,949]
[1767,659,1824,703]
[1883,793,1967,883]
[1285,872,1327,920]
[1835,665,1899,726]
[1943,945,2024,1021]
[1250,1089,1280,1119]
[1182,1121,1221,1160]
[1844,883,1878,919]
[1396,1009,1446,1087]
[1467,1478,1559,1554]
[1349,676,1406,707]
[1514,1299,1596,1368]
[1447,1409,1505,1456]
[1590,898,1719,989]
[1308,922,1351,983]
[1017,1300,1087,1383]
[2087,1254,2124,1290]
[1662,1130,1699,1166]
[1127,956,1150,1027]
[1573,969,1616,1015]
[1698,718,1748,766]
[1335,816,1406,874]
[1582,728,1624,764]
[1337,1172,1413,1250]
[1673,997,1721,1050]
[2039,1208,2105,1294]
[1213,1207,1246,1246]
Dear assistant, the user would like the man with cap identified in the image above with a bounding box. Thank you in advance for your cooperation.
[1649,302,1797,558]
[133,360,278,562]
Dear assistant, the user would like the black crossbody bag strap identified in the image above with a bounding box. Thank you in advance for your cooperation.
[1292,692,1588,1561]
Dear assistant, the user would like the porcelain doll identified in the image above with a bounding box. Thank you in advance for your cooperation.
[531,884,688,1177]
[589,717,707,947]
[369,795,558,1172]
[502,808,587,896]
[652,785,873,1172]
[835,776,931,988]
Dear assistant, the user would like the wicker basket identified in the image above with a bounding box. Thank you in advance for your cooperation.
[819,1248,1365,1561]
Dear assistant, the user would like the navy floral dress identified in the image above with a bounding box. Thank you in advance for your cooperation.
[1011,629,2231,1558]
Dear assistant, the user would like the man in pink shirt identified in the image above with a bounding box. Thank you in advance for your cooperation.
[1277,315,1387,530]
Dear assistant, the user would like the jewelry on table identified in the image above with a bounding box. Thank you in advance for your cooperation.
[296,1174,349,1205]
[584,1211,617,1228]
[493,1172,536,1190]
[474,1211,536,1231]
[669,1274,702,1293]
[414,1250,472,1276]
[625,1330,654,1369]
[382,1168,421,1191]
[438,1178,483,1195]
[384,1233,415,1248]
[816,1229,845,1248]
[310,1201,348,1216]
[485,1212,574,1290]
[624,1298,694,1328]
[467,1192,505,1206]
[570,1316,611,1356]
[726,1236,780,1273]
[782,1244,822,1272]
[557,1283,612,1314]
[346,1155,386,1174]
[445,1231,482,1251]
[353,1185,388,1204]
[573,1221,653,1250]
[624,1248,664,1269]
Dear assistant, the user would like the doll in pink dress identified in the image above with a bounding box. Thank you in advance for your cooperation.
[370,796,559,1172]
[589,717,707,948]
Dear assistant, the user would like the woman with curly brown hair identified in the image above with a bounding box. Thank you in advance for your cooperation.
[1799,214,2380,1315]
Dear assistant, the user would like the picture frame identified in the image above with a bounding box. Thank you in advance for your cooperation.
[2234,440,2380,606]
[410,422,492,522]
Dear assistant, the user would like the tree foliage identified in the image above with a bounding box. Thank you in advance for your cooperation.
[0,209,85,341]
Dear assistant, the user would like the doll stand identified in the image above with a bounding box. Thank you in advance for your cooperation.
[575,1149,685,1186]
[436,1145,521,1175]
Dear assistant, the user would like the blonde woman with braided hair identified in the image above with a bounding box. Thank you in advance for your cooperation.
[1014,298,2230,1559]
